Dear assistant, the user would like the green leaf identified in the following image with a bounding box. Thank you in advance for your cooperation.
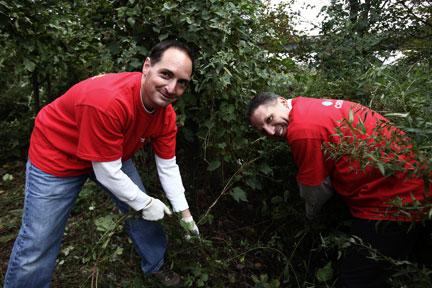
[316,261,333,283]
[2,173,14,181]
[162,2,177,11]
[348,109,354,123]
[245,177,261,190]
[259,164,273,175]
[271,196,283,204]
[158,33,169,41]
[127,17,135,26]
[23,58,36,72]
[377,162,385,175]
[94,215,116,233]
[230,187,248,202]
[207,160,221,171]
[114,247,123,256]
[0,233,16,243]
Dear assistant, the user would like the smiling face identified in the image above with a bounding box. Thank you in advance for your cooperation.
[250,97,291,139]
[140,47,193,110]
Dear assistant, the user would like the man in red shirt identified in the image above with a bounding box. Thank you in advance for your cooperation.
[5,40,198,287]
[247,92,430,287]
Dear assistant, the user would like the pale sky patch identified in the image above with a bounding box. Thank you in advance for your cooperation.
[269,0,330,35]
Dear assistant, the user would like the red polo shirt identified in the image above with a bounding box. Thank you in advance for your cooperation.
[287,97,428,221]
[29,72,177,176]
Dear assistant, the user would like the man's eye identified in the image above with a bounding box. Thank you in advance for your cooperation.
[178,80,189,88]
[160,71,170,78]
[266,116,273,123]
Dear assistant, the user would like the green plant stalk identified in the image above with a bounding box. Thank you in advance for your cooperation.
[198,156,261,225]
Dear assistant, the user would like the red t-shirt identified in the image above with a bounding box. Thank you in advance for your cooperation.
[29,72,177,176]
[286,97,428,221]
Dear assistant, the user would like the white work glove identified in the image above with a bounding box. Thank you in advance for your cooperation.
[141,197,172,221]
[180,216,200,239]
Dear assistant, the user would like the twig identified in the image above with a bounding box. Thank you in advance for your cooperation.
[198,156,261,224]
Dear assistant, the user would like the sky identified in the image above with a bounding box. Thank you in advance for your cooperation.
[270,0,331,35]
[269,0,404,63]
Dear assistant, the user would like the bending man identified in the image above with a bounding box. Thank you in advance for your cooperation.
[5,40,198,287]
[247,92,430,287]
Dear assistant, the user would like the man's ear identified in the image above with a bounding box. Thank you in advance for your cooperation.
[278,96,288,107]
[142,57,151,74]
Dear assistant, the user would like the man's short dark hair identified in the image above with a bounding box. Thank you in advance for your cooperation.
[149,40,194,65]
[246,91,280,120]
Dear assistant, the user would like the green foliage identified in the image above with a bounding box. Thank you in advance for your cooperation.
[231,186,248,202]
[293,0,432,102]
[0,0,114,162]
[252,273,281,287]
[321,232,432,287]
[316,261,333,283]
[1,0,431,287]
[363,63,432,150]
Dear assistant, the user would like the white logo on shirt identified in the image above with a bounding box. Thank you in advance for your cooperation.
[335,100,344,108]
[321,100,344,109]
[141,138,146,143]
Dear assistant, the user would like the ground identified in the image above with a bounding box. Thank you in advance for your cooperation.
[0,160,295,287]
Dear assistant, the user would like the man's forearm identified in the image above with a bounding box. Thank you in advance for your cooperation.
[298,177,335,219]
[92,159,150,211]
[155,155,189,212]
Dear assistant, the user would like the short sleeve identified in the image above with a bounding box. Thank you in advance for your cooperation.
[151,109,177,159]
[75,105,124,162]
[290,138,328,186]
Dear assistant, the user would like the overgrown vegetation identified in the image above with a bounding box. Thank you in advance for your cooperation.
[1,0,431,287]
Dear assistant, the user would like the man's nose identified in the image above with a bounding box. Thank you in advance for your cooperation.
[166,80,177,94]
[263,125,275,136]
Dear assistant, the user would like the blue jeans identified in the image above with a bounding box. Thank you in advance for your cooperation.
[4,160,166,288]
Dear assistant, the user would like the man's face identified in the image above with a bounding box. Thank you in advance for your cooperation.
[250,97,290,139]
[141,47,192,109]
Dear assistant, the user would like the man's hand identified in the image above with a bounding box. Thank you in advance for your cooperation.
[141,197,172,221]
[180,216,199,238]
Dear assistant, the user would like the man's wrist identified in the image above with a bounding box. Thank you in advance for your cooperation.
[127,193,152,211]
[180,209,192,219]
